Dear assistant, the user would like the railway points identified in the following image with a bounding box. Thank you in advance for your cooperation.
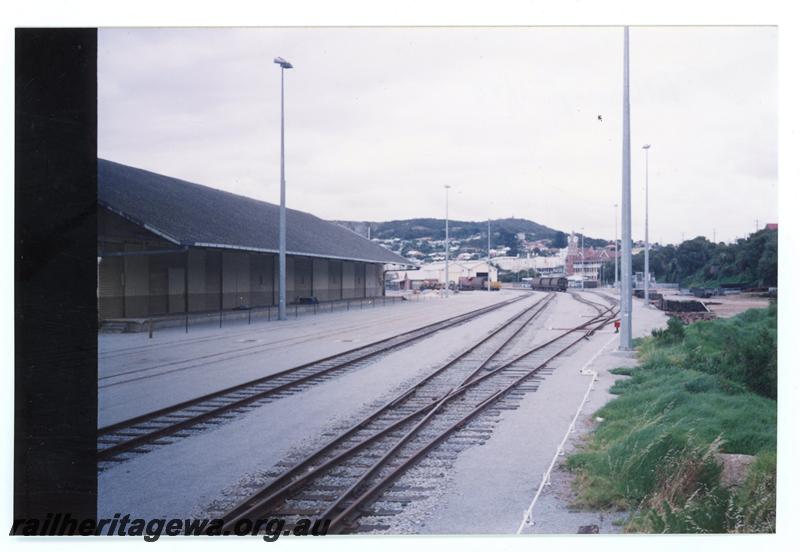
[99,289,525,427]
[97,292,531,465]
[98,288,667,532]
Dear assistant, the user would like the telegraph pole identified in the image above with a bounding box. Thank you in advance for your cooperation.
[274,56,293,321]
[487,217,491,291]
[643,144,651,308]
[444,185,451,297]
[614,203,619,289]
[580,227,585,289]
[620,26,633,350]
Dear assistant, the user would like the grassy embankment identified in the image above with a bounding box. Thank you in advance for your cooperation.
[566,303,777,533]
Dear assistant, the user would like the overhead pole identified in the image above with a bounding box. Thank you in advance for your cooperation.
[487,216,491,291]
[643,144,651,308]
[614,203,619,288]
[581,227,585,289]
[620,26,633,350]
[274,56,293,321]
[444,185,451,297]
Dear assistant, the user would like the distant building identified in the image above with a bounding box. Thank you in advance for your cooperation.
[492,254,565,275]
[765,223,778,231]
[393,260,498,290]
[565,234,609,282]
[633,271,656,289]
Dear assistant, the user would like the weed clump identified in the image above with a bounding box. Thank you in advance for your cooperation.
[567,306,777,533]
[651,316,685,345]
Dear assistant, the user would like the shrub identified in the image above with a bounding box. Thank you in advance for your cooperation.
[567,307,777,532]
[651,316,685,345]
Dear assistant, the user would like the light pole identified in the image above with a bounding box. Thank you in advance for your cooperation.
[487,218,491,261]
[444,185,451,297]
[487,211,491,291]
[642,144,651,308]
[274,56,292,321]
[620,26,633,350]
[614,203,619,289]
[580,227,585,289]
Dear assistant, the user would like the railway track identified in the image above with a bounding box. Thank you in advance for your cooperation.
[570,289,613,316]
[100,298,507,386]
[98,293,534,466]
[217,292,617,534]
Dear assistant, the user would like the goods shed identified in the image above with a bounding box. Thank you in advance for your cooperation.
[97,159,409,320]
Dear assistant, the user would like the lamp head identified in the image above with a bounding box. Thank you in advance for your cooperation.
[274,57,293,69]
[642,144,651,150]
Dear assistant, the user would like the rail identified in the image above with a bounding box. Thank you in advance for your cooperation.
[218,293,617,533]
[97,294,530,464]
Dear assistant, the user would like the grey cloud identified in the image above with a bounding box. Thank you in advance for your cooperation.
[99,26,776,244]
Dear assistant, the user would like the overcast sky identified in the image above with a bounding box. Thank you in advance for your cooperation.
[98,27,776,245]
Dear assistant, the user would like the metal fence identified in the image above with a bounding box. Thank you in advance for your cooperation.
[102,292,448,337]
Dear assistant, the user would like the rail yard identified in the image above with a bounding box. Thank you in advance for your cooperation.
[9,22,783,548]
[98,288,667,533]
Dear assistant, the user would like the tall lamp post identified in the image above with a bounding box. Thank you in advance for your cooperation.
[274,56,292,321]
[580,227,585,289]
[642,144,651,308]
[620,26,633,350]
[614,203,619,289]
[444,185,451,297]
[487,210,492,291]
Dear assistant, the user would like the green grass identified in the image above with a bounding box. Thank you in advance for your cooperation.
[683,273,753,289]
[566,306,777,533]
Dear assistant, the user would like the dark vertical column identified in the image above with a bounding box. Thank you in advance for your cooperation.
[121,251,127,317]
[184,248,189,332]
[310,257,314,298]
[219,250,224,326]
[14,29,98,527]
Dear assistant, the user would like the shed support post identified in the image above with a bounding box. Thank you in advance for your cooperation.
[184,249,189,333]
[219,250,224,328]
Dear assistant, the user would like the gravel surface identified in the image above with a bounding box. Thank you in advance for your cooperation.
[97,291,544,520]
[401,291,668,535]
[97,289,668,534]
[99,290,519,427]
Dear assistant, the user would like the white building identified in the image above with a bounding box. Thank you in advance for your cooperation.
[393,260,498,290]
[491,253,566,275]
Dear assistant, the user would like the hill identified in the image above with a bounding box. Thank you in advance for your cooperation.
[332,217,610,263]
[333,217,559,242]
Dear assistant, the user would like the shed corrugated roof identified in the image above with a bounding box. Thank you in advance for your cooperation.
[98,159,409,265]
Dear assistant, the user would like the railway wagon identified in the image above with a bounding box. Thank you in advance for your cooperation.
[459,276,486,290]
[530,276,568,292]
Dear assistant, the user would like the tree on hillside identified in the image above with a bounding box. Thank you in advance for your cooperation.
[495,228,519,256]
[550,231,568,249]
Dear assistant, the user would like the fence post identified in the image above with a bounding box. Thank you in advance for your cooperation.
[248,308,251,325]
[148,319,153,339]
[268,305,271,321]
[219,309,222,328]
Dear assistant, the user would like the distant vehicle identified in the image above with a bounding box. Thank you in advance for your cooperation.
[458,276,486,291]
[530,276,568,292]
